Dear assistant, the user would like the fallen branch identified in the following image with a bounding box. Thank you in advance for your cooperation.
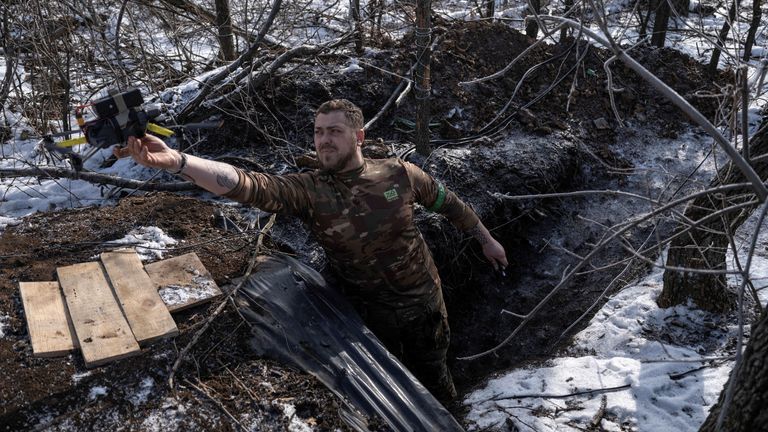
[183,378,247,432]
[669,360,730,380]
[0,167,198,191]
[237,40,347,90]
[490,384,631,402]
[590,395,608,428]
[640,355,735,363]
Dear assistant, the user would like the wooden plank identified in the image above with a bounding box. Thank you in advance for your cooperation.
[100,249,179,344]
[57,262,141,367]
[18,281,76,357]
[144,253,222,312]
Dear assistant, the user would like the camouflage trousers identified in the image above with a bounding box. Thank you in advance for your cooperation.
[348,289,457,403]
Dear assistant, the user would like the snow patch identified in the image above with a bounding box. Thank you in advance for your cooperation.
[339,58,363,74]
[88,386,109,400]
[0,313,9,338]
[280,403,314,432]
[72,371,93,384]
[105,226,177,260]
[158,276,219,307]
[129,377,156,407]
[140,398,187,430]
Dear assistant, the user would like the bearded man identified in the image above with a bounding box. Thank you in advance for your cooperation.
[118,99,507,401]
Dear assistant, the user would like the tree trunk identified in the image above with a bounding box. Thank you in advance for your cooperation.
[414,0,432,155]
[559,0,573,42]
[215,0,236,61]
[368,0,384,40]
[699,306,768,431]
[742,0,763,61]
[350,0,363,54]
[1,3,17,109]
[486,0,495,20]
[638,1,652,41]
[659,117,768,312]
[525,0,541,39]
[651,0,671,47]
[707,0,739,76]
[651,0,689,47]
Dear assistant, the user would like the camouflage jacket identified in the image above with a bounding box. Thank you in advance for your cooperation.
[224,158,480,307]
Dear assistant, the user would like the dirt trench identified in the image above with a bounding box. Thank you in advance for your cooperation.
[0,20,730,430]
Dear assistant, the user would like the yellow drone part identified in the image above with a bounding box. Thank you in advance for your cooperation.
[147,123,174,137]
[57,136,88,148]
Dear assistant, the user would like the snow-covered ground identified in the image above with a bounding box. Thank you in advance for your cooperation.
[463,248,761,431]
[462,114,767,430]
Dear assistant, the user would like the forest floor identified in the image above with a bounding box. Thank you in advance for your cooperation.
[0,20,736,430]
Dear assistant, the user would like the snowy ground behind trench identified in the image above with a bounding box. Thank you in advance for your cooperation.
[462,122,768,431]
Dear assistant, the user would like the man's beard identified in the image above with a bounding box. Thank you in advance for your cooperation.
[320,148,356,173]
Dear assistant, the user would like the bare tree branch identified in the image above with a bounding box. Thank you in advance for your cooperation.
[0,167,198,191]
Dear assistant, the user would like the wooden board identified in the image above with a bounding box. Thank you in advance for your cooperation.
[18,281,76,357]
[57,262,141,367]
[144,253,222,312]
[100,249,179,344]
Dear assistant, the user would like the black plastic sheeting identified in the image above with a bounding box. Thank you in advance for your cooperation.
[236,255,465,432]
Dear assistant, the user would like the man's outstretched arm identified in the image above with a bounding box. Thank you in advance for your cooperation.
[115,134,240,196]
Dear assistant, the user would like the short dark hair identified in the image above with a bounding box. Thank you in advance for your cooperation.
[316,99,364,130]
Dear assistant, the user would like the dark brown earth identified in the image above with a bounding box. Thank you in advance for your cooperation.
[0,20,731,430]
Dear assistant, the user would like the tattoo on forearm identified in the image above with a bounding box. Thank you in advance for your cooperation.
[216,174,237,190]
[469,225,489,245]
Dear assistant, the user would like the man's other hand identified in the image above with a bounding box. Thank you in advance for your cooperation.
[483,237,508,272]
[113,134,181,171]
[470,221,509,271]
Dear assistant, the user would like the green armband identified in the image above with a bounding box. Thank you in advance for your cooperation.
[428,183,446,212]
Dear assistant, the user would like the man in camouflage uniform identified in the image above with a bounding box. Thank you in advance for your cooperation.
[118,99,508,402]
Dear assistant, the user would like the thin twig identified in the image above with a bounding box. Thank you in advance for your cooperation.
[489,384,631,402]
[183,378,247,431]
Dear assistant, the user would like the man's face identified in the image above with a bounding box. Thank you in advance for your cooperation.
[314,111,363,173]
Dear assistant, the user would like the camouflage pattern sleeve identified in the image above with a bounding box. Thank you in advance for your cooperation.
[401,160,480,232]
[223,167,313,219]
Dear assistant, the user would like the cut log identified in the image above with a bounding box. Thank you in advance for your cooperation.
[18,281,76,357]
[144,253,222,312]
[57,262,141,367]
[100,249,179,344]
